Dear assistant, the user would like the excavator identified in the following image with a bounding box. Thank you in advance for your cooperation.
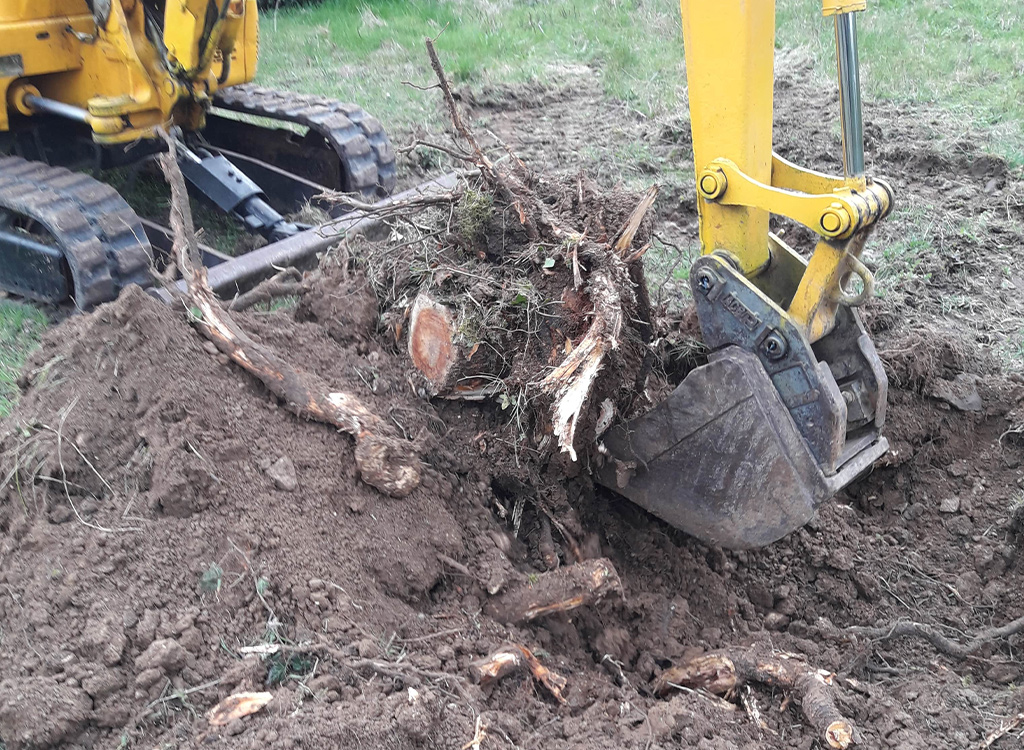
[0,0,891,551]
[0,0,395,309]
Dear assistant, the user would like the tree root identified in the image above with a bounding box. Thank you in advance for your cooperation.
[155,134,420,498]
[469,644,568,704]
[654,648,854,750]
[817,613,1024,660]
[540,270,623,460]
[228,268,303,311]
[484,558,622,623]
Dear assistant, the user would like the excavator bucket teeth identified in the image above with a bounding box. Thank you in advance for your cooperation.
[596,347,887,549]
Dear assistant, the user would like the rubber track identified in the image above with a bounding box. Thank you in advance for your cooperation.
[213,84,397,201]
[0,157,153,311]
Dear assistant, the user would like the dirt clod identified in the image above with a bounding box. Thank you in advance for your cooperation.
[0,677,91,750]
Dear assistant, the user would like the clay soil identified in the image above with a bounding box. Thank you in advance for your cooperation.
[2,58,1024,750]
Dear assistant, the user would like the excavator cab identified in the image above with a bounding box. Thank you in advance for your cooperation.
[596,0,891,548]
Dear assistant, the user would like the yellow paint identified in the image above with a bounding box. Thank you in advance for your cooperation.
[0,0,260,139]
[822,0,867,17]
[679,0,893,342]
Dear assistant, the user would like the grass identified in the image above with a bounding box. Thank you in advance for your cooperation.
[256,0,1024,165]
[0,300,46,418]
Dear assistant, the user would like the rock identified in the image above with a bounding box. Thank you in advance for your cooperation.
[986,663,1021,684]
[78,614,128,666]
[827,547,855,571]
[354,638,379,658]
[266,456,298,492]
[947,460,970,478]
[82,669,125,699]
[647,695,693,739]
[763,612,790,631]
[939,496,961,514]
[955,570,984,601]
[929,374,982,412]
[0,676,91,750]
[394,688,438,741]
[851,570,880,602]
[746,583,773,611]
[136,638,187,673]
[134,667,164,689]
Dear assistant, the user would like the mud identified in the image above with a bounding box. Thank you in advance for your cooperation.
[2,57,1024,750]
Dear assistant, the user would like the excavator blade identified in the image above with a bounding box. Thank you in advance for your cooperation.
[595,347,887,549]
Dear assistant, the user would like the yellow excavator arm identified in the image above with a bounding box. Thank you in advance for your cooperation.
[0,0,258,143]
[596,0,892,548]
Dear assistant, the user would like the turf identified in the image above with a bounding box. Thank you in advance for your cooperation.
[0,300,47,418]
[256,0,1024,166]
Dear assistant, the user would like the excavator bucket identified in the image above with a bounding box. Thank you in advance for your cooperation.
[596,347,887,549]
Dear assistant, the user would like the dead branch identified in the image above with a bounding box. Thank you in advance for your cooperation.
[817,613,1024,660]
[468,644,568,704]
[654,648,853,750]
[484,558,622,624]
[228,268,303,311]
[425,38,539,241]
[977,713,1024,749]
[317,185,462,214]
[259,641,473,702]
[156,133,420,498]
[540,270,623,460]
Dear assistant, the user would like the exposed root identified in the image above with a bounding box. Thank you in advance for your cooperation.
[484,558,622,623]
[468,644,568,704]
[654,648,854,750]
[156,133,420,498]
[817,613,1024,660]
[228,268,303,311]
[540,270,623,460]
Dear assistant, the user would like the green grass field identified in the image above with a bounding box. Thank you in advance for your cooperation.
[256,0,1023,162]
[0,300,46,418]
[1,0,1021,415]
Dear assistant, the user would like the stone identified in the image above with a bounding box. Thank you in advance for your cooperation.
[82,669,125,700]
[929,374,983,412]
[136,638,187,673]
[763,612,790,631]
[266,456,298,492]
[939,496,961,514]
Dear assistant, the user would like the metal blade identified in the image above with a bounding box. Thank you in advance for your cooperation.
[596,347,887,548]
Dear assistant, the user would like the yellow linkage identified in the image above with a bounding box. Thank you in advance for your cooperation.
[679,0,891,343]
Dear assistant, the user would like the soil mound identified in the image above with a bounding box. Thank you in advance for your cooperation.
[3,68,1024,749]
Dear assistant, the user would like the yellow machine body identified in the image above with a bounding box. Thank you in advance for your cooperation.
[680,0,891,344]
[0,0,258,142]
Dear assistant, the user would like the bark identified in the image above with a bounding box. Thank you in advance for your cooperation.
[156,134,420,498]
[654,648,854,750]
[485,558,622,623]
[468,644,568,704]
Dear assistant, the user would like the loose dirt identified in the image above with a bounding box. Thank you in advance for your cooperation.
[2,56,1024,750]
